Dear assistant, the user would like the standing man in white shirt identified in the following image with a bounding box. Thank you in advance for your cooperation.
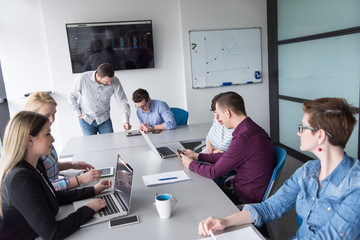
[68,63,131,135]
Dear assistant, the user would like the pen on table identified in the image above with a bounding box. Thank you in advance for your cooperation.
[209,230,217,240]
[158,177,178,181]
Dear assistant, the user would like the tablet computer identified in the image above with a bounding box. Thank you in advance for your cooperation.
[98,167,114,177]
[126,130,142,137]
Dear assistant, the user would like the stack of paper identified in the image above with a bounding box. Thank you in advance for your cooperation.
[198,226,265,240]
[142,170,190,186]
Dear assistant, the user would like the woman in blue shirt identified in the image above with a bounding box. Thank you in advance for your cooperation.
[198,97,360,239]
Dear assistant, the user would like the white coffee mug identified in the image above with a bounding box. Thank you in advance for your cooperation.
[155,193,177,219]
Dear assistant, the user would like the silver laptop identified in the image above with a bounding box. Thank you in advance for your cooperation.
[140,131,183,159]
[73,154,134,227]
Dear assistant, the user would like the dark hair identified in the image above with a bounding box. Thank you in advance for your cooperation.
[210,93,224,111]
[214,91,247,116]
[303,98,357,148]
[96,63,114,78]
[132,88,149,103]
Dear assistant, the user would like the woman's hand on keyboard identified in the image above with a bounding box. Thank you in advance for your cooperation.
[86,198,107,212]
[94,179,112,195]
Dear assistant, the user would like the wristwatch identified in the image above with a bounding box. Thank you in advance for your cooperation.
[149,126,154,131]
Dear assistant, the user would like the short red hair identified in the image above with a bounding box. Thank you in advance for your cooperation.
[303,98,357,148]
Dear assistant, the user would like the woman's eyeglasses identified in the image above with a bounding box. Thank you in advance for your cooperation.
[298,124,315,133]
[298,124,332,138]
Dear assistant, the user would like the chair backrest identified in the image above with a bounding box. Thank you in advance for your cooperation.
[170,107,189,126]
[296,213,303,227]
[262,146,287,201]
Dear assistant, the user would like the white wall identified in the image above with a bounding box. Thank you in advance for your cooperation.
[179,0,270,133]
[0,0,269,152]
[0,0,61,147]
[42,0,186,150]
[0,0,185,151]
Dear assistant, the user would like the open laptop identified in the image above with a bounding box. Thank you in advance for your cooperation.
[140,131,184,159]
[73,154,134,227]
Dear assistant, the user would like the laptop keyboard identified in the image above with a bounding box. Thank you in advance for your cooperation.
[157,146,176,158]
[114,192,127,212]
[98,192,126,217]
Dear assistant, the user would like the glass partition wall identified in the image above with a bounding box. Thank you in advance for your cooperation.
[268,0,360,161]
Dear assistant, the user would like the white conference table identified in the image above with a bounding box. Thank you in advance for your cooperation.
[59,146,264,239]
[59,122,212,159]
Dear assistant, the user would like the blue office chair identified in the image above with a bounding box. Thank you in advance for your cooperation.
[226,146,287,202]
[296,214,303,228]
[236,146,287,240]
[170,107,189,126]
[262,146,287,201]
[263,146,287,240]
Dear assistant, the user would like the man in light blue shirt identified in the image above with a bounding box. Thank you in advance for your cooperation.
[132,88,176,132]
[68,63,131,135]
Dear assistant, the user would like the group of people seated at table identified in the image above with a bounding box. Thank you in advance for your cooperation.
[197,97,360,239]
[0,62,359,239]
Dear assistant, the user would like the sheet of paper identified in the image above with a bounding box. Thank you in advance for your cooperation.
[142,170,190,186]
[198,226,264,240]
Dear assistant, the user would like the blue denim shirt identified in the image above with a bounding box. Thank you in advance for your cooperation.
[136,99,176,130]
[244,153,360,239]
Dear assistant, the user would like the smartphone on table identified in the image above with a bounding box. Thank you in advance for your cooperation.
[126,130,142,137]
[109,215,140,228]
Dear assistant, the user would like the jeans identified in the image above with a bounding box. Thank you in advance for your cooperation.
[79,118,114,136]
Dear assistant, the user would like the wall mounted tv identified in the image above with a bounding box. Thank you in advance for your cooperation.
[66,20,155,73]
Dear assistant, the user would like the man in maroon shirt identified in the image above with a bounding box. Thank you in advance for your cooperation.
[178,92,276,203]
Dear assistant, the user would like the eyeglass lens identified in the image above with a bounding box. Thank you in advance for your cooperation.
[136,100,148,109]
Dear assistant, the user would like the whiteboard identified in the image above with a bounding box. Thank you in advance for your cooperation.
[189,28,262,89]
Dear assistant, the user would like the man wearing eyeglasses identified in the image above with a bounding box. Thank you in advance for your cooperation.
[132,88,176,132]
[68,63,131,136]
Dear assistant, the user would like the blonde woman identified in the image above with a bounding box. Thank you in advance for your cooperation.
[25,92,102,190]
[199,98,360,239]
[0,111,110,239]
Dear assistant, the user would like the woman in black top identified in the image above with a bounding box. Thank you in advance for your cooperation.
[0,111,111,240]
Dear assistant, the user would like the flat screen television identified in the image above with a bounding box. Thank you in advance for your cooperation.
[66,20,155,73]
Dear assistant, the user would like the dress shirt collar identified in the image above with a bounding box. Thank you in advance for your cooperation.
[141,99,154,114]
[90,71,97,83]
[232,116,251,137]
[149,99,156,112]
[90,71,110,86]
[308,153,352,186]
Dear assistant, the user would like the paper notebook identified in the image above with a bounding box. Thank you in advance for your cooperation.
[198,226,265,240]
[142,170,190,186]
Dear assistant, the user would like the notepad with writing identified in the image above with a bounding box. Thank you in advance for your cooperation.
[142,170,190,186]
[198,226,265,240]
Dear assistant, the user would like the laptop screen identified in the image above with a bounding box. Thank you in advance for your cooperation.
[114,154,133,209]
[140,131,162,157]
